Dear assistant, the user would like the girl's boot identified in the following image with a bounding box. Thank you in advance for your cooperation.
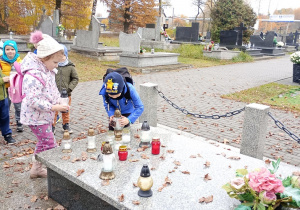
[30,156,47,178]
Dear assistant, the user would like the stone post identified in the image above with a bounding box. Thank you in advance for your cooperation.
[139,83,158,127]
[240,103,270,160]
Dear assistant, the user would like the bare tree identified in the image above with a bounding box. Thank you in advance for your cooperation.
[192,0,206,35]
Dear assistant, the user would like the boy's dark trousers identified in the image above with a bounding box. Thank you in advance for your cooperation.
[0,98,12,136]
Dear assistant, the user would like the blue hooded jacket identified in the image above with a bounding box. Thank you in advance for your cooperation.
[99,82,144,124]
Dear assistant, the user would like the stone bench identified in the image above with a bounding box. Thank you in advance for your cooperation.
[36,124,299,210]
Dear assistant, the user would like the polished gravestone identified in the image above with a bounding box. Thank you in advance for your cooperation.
[175,22,199,42]
[36,125,300,210]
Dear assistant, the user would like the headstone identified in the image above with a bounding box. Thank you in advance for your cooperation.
[75,16,100,49]
[38,16,54,36]
[175,22,199,42]
[138,27,156,41]
[206,31,211,39]
[119,32,141,55]
[234,22,247,46]
[294,30,299,44]
[146,24,155,28]
[220,30,238,46]
[250,31,275,48]
[286,32,294,45]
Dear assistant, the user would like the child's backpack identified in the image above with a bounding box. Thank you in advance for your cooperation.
[103,67,133,103]
[8,62,45,103]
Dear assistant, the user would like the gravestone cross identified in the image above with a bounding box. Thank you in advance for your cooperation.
[278,27,283,35]
[234,22,247,46]
[260,32,264,39]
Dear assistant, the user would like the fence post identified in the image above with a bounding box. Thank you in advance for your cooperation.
[139,83,158,127]
[240,103,270,160]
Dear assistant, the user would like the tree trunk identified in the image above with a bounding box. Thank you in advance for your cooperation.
[123,6,131,33]
[89,0,97,31]
[200,7,205,35]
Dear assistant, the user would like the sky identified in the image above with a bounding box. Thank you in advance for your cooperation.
[96,0,300,18]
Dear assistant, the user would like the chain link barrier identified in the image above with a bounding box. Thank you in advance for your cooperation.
[268,112,300,144]
[155,87,245,119]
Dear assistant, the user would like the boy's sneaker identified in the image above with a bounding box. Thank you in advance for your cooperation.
[4,134,16,144]
[62,123,73,134]
[16,121,24,132]
[52,126,56,134]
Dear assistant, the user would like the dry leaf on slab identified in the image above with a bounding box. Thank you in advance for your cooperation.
[81,152,88,161]
[227,156,241,160]
[129,159,139,162]
[102,180,110,186]
[181,171,190,175]
[204,161,210,167]
[141,154,149,159]
[61,156,70,160]
[173,161,181,166]
[190,155,197,158]
[197,154,203,158]
[76,169,85,177]
[199,195,213,203]
[118,194,124,202]
[30,195,38,203]
[132,200,140,205]
[90,156,97,160]
[134,134,140,139]
[204,173,212,181]
[293,171,300,176]
[158,186,164,192]
[54,205,66,210]
[44,196,49,201]
[150,167,156,170]
[165,176,172,185]
[72,158,81,163]
[23,204,31,209]
[167,150,174,153]
[160,154,166,160]
[133,183,138,187]
[223,139,230,144]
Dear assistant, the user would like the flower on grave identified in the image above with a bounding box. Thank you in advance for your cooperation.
[211,41,214,45]
[56,24,65,37]
[290,51,300,64]
[222,158,300,210]
[277,41,284,47]
[273,37,278,45]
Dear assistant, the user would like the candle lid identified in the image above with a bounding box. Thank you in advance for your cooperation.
[102,142,113,154]
[63,130,70,140]
[140,164,151,177]
[114,109,121,118]
[141,121,150,131]
[88,126,95,136]
[119,145,127,151]
[152,137,160,141]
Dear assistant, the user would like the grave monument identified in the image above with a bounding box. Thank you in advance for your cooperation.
[174,22,199,43]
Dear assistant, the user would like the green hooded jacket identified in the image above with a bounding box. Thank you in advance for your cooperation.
[0,69,7,101]
[55,61,79,96]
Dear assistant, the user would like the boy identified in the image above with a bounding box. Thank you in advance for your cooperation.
[99,72,144,129]
[0,67,16,144]
[52,45,79,133]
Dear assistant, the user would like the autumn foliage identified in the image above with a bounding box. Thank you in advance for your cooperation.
[103,0,158,33]
[0,0,92,34]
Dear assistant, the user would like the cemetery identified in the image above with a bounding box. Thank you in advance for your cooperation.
[1,0,300,210]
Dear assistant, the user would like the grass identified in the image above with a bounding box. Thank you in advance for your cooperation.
[222,83,300,113]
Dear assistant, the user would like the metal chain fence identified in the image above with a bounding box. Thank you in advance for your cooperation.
[155,87,245,119]
[268,112,300,144]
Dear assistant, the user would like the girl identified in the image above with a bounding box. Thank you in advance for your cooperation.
[0,40,23,132]
[21,31,69,178]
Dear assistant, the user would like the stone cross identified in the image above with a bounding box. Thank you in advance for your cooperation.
[278,27,283,35]
[294,30,299,44]
[234,22,247,46]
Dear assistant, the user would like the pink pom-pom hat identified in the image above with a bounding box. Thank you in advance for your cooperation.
[30,30,43,44]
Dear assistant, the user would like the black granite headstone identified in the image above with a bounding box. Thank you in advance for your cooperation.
[294,31,299,44]
[250,31,275,48]
[286,32,294,45]
[206,31,211,39]
[220,30,238,46]
[175,22,199,42]
[146,24,155,28]
[234,23,247,46]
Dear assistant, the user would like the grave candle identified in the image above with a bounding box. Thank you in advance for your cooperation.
[62,130,72,153]
[137,164,153,197]
[151,137,161,155]
[100,142,116,180]
[87,126,96,153]
[118,145,128,161]
[139,121,151,148]
[122,127,131,144]
[113,109,123,141]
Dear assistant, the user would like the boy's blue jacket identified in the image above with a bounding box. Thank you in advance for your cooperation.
[99,82,144,124]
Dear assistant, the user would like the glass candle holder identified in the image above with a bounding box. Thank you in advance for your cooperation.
[106,130,114,145]
[122,127,131,144]
[118,145,128,161]
[140,121,151,148]
[87,126,96,153]
[62,130,72,153]
[151,137,161,155]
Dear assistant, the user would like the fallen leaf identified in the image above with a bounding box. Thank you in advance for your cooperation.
[54,204,65,210]
[204,173,212,181]
[173,161,181,166]
[141,154,149,159]
[204,161,210,167]
[181,171,190,175]
[76,169,85,177]
[133,183,138,187]
[118,194,124,202]
[227,156,241,160]
[223,139,230,144]
[102,180,110,186]
[199,195,213,203]
[23,204,31,209]
[160,154,166,160]
[132,200,140,205]
[158,186,164,192]
[81,152,88,161]
[134,134,140,139]
[165,176,172,185]
[293,171,300,176]
[161,144,166,147]
[30,195,38,203]
[174,166,178,169]
[72,158,80,163]
[90,156,97,160]
[129,159,139,162]
[44,196,48,200]
[190,155,197,158]
[61,156,70,160]
[197,154,202,158]
[167,150,174,153]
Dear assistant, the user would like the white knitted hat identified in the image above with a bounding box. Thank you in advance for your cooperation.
[36,34,63,58]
